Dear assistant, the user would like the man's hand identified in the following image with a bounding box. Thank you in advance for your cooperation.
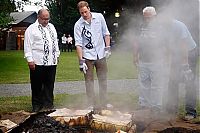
[28,62,35,70]
[181,64,193,81]
[105,46,111,59]
[79,59,88,74]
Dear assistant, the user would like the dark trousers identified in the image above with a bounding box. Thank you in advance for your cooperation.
[30,65,57,109]
[61,43,66,52]
[67,44,73,52]
[167,66,182,113]
[167,48,198,116]
[84,58,108,107]
[185,48,198,116]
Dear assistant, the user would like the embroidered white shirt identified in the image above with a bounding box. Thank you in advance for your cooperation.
[74,12,110,60]
[24,20,60,65]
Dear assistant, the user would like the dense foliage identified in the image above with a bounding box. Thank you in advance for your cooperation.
[46,0,79,38]
[0,0,15,34]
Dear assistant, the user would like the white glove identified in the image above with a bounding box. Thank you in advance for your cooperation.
[105,46,111,59]
[79,59,88,74]
[181,64,193,81]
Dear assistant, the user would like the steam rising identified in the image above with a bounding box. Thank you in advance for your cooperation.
[110,0,199,113]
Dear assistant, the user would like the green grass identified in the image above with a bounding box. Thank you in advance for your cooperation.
[0,50,137,113]
[0,92,138,113]
[0,51,29,84]
[0,92,199,115]
[0,50,136,84]
[0,50,199,116]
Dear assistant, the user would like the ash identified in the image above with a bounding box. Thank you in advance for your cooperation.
[9,113,77,133]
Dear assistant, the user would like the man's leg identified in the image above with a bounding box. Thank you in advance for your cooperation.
[185,48,198,117]
[138,63,151,109]
[96,58,108,108]
[42,65,57,109]
[150,64,165,110]
[85,60,96,107]
[61,43,64,52]
[64,43,66,52]
[67,44,70,52]
[185,79,197,117]
[70,45,73,52]
[30,65,43,112]
[166,67,180,114]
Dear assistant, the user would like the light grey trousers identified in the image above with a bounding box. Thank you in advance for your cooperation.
[138,62,169,110]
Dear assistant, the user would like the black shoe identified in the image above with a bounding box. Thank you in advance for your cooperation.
[32,106,42,112]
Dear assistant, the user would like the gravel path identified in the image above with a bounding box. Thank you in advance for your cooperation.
[0,79,139,97]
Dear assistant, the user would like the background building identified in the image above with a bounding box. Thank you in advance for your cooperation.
[0,11,37,50]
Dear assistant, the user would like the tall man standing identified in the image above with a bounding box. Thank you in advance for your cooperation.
[61,34,67,52]
[24,9,60,112]
[166,19,197,120]
[133,6,169,111]
[67,34,73,52]
[74,1,111,109]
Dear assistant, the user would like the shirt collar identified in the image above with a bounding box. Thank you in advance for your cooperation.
[80,12,97,24]
[35,19,49,27]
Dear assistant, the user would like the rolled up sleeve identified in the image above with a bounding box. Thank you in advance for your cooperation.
[100,14,110,37]
[74,23,83,47]
[24,27,34,62]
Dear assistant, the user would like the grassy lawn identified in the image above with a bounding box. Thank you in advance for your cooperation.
[0,92,138,113]
[0,50,199,115]
[0,50,137,84]
[0,50,137,113]
[0,92,199,115]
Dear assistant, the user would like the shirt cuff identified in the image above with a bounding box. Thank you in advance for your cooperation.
[26,57,34,62]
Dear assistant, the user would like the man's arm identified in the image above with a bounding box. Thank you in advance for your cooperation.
[76,45,83,60]
[104,35,110,47]
[24,26,35,70]
[180,42,193,81]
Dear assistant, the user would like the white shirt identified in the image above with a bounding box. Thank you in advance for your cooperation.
[67,36,73,44]
[74,12,110,60]
[62,36,67,44]
[24,20,60,66]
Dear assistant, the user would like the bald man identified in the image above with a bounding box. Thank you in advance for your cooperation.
[24,9,60,112]
[133,6,169,111]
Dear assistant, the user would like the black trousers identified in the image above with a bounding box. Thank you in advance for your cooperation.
[61,43,66,52]
[167,48,198,116]
[185,48,198,116]
[67,44,73,52]
[30,65,57,109]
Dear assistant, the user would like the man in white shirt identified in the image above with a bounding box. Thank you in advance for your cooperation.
[74,1,111,109]
[61,34,67,52]
[24,8,60,112]
[67,34,73,52]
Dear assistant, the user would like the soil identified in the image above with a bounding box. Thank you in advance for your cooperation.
[0,109,200,133]
[132,109,200,133]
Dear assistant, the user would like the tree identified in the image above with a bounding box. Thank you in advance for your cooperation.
[0,0,16,34]
[45,0,125,38]
[46,0,79,38]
